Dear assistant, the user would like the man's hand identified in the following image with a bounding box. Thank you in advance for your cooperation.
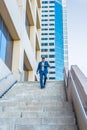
[36,72,38,74]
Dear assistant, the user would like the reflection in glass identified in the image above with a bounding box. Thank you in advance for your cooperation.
[0,16,13,70]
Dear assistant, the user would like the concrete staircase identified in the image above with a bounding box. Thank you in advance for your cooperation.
[0,81,78,130]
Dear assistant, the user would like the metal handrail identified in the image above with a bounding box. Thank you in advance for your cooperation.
[0,72,12,82]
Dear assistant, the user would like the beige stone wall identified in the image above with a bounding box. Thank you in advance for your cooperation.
[0,0,41,81]
[64,66,87,130]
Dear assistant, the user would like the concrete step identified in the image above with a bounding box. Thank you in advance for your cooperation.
[22,111,75,118]
[0,81,77,130]
[0,111,21,118]
[0,105,73,113]
[0,100,74,114]
[0,103,73,113]
[0,100,68,105]
[3,90,66,97]
[2,98,66,103]
[0,111,75,118]
[2,83,66,101]
[3,81,64,95]
[0,117,75,125]
[16,81,64,88]
[0,124,77,130]
[2,89,66,101]
[0,125,9,130]
[5,81,64,89]
[14,117,75,125]
[3,86,65,95]
[0,101,73,108]
[15,124,77,130]
[2,94,66,102]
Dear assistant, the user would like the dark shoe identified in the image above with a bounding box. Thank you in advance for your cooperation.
[41,86,45,89]
[44,84,46,88]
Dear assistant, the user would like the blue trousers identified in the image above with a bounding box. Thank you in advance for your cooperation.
[40,72,47,88]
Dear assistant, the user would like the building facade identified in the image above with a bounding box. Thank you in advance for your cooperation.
[41,0,68,80]
[62,0,68,68]
[0,0,41,81]
[41,0,56,80]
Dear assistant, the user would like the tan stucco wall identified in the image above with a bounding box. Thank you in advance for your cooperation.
[0,0,41,81]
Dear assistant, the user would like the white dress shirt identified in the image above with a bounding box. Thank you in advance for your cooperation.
[42,62,45,71]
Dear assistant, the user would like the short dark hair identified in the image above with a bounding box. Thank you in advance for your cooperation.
[41,56,45,59]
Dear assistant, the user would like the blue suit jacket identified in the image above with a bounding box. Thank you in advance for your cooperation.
[37,61,50,74]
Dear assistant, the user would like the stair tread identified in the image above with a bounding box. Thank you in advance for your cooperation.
[0,117,75,125]
[0,81,77,130]
[0,111,75,118]
[15,124,77,130]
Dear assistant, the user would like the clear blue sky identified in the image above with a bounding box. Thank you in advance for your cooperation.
[67,0,87,76]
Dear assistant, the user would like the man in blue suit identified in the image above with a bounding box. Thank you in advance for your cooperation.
[36,56,50,89]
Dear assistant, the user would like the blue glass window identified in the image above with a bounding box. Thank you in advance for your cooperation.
[1,29,7,62]
[49,33,55,35]
[41,38,48,40]
[41,55,48,58]
[49,1,54,4]
[49,77,55,80]
[42,19,48,21]
[49,72,55,74]
[49,24,54,26]
[42,1,48,4]
[41,33,48,35]
[49,28,54,30]
[49,49,55,52]
[41,43,48,46]
[41,49,48,52]
[49,61,55,63]
[49,38,54,40]
[49,15,55,17]
[42,6,48,8]
[49,43,54,46]
[41,28,48,31]
[49,19,54,21]
[51,66,55,68]
[41,24,48,26]
[42,15,48,17]
[42,10,48,13]
[49,6,54,8]
[0,17,13,70]
[49,10,54,12]
[49,55,55,58]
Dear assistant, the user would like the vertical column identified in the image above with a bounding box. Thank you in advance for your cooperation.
[12,41,21,81]
[30,26,36,58]
[28,70,35,81]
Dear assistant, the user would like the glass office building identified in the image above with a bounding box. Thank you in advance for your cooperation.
[41,0,68,80]
[62,0,68,68]
[55,0,64,80]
